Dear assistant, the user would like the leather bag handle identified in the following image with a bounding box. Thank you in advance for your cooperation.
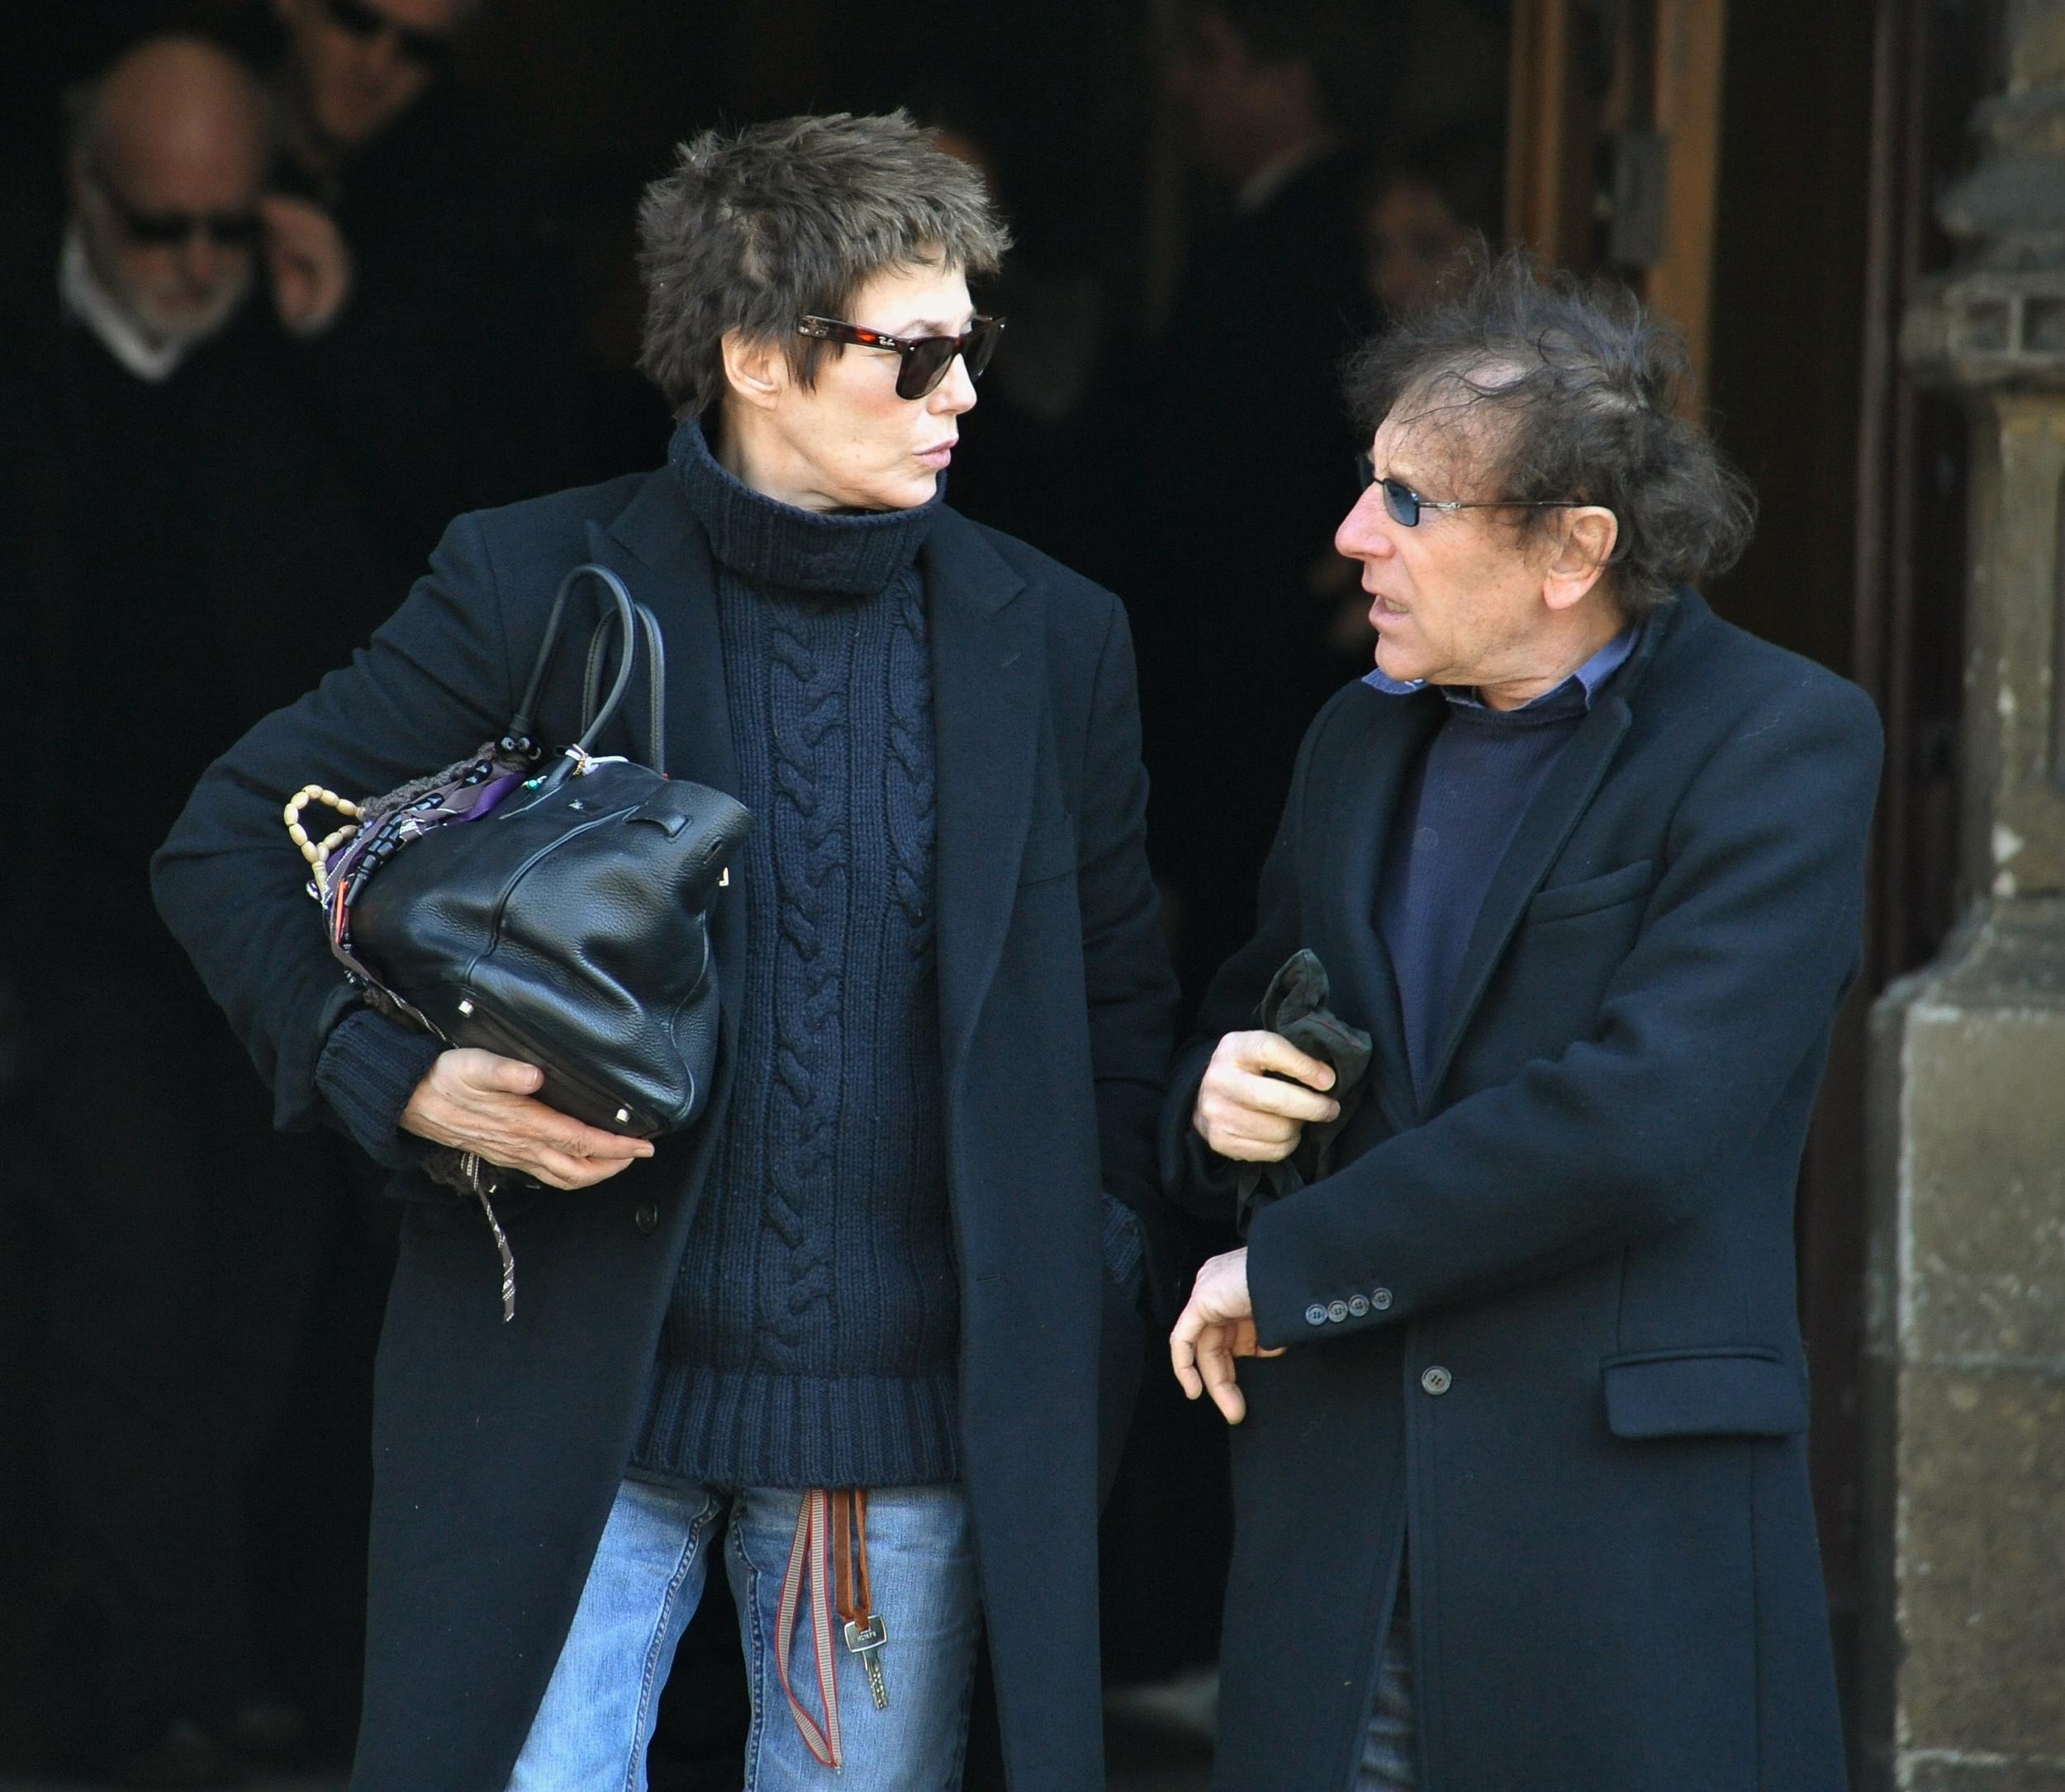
[507,564,648,762]
[580,600,667,775]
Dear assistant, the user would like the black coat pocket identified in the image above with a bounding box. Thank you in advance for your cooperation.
[1601,1346,1808,1439]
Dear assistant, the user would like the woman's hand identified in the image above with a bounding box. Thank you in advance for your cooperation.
[1192,1029,1339,1161]
[401,1048,653,1189]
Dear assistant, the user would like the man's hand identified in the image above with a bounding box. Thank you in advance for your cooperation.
[401,1048,654,1190]
[1192,1029,1338,1161]
[1170,1247,1283,1425]
[261,194,354,337]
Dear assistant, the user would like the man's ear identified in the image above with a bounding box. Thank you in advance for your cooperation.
[719,329,788,414]
[1541,505,1619,613]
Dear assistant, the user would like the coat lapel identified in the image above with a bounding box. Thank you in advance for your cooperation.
[1417,642,1656,1107]
[590,472,746,1055]
[1324,685,1443,1132]
[923,512,1037,1082]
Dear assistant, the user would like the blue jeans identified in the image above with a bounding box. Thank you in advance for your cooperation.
[1354,1619,1419,1789]
[508,1477,980,1792]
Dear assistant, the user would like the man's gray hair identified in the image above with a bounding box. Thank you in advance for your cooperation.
[637,111,1011,416]
[1345,249,1756,617]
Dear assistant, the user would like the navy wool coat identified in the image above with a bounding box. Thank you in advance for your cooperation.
[152,467,1176,1792]
[1163,592,1881,1792]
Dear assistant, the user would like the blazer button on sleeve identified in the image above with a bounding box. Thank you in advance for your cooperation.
[1304,1303,1329,1328]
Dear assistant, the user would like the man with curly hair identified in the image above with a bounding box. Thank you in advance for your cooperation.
[1165,254,1880,1792]
[156,111,1175,1792]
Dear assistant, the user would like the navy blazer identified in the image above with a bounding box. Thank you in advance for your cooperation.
[154,467,1176,1792]
[1164,592,1882,1792]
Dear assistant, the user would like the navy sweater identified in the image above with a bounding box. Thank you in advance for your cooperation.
[629,420,959,1489]
[1371,628,1636,1103]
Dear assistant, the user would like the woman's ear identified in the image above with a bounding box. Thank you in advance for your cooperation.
[1541,505,1620,613]
[719,329,788,413]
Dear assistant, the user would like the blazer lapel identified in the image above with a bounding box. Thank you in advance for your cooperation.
[1323,686,1443,1132]
[590,472,746,1052]
[923,513,1037,1082]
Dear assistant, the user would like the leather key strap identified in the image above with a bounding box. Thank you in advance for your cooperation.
[833,1487,874,1636]
[776,1488,883,1769]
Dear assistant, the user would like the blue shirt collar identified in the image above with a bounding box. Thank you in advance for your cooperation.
[1362,619,1640,713]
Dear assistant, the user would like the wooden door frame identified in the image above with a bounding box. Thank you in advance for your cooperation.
[1505,0,1730,401]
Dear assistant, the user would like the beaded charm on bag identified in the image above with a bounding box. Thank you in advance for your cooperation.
[282,734,544,1320]
[283,735,542,1033]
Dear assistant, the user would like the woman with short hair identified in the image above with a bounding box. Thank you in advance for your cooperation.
[154,111,1175,1792]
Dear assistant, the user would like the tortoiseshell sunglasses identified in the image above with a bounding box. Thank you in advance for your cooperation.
[796,314,1006,400]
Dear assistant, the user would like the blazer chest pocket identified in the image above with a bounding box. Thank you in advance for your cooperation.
[1600,1347,1808,1439]
[1527,858,1655,924]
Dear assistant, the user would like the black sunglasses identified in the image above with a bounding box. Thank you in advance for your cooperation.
[1355,452,1584,529]
[90,164,263,249]
[796,314,1005,400]
[322,0,458,68]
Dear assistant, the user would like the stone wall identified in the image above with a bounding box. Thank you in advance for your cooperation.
[1863,3,2065,1785]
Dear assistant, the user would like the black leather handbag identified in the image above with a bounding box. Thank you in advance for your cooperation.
[297,561,752,1134]
[286,566,752,1312]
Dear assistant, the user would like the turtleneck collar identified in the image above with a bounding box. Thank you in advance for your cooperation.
[669,414,941,598]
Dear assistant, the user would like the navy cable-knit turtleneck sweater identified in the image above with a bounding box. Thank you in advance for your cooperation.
[629,418,960,1490]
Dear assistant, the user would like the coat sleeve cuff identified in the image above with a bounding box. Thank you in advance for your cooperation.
[315,1007,443,1169]
[1158,1039,1244,1220]
[1246,1191,1401,1351]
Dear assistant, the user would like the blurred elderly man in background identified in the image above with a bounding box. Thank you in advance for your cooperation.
[0,32,414,1785]
[65,36,349,358]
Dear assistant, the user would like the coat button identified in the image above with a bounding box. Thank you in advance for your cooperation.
[1327,1300,1350,1323]
[634,1202,660,1234]
[1421,1365,1452,1396]
[1371,1287,1393,1311]
[1305,1303,1329,1327]
[1348,1295,1370,1317]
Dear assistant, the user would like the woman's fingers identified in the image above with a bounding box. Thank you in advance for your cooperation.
[444,1047,546,1097]
[403,1048,654,1184]
[525,1146,642,1190]
[476,1116,650,1187]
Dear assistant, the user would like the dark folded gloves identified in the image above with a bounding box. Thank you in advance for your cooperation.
[1235,948,1372,1233]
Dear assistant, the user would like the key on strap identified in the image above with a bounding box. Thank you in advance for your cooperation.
[835,1488,890,1709]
